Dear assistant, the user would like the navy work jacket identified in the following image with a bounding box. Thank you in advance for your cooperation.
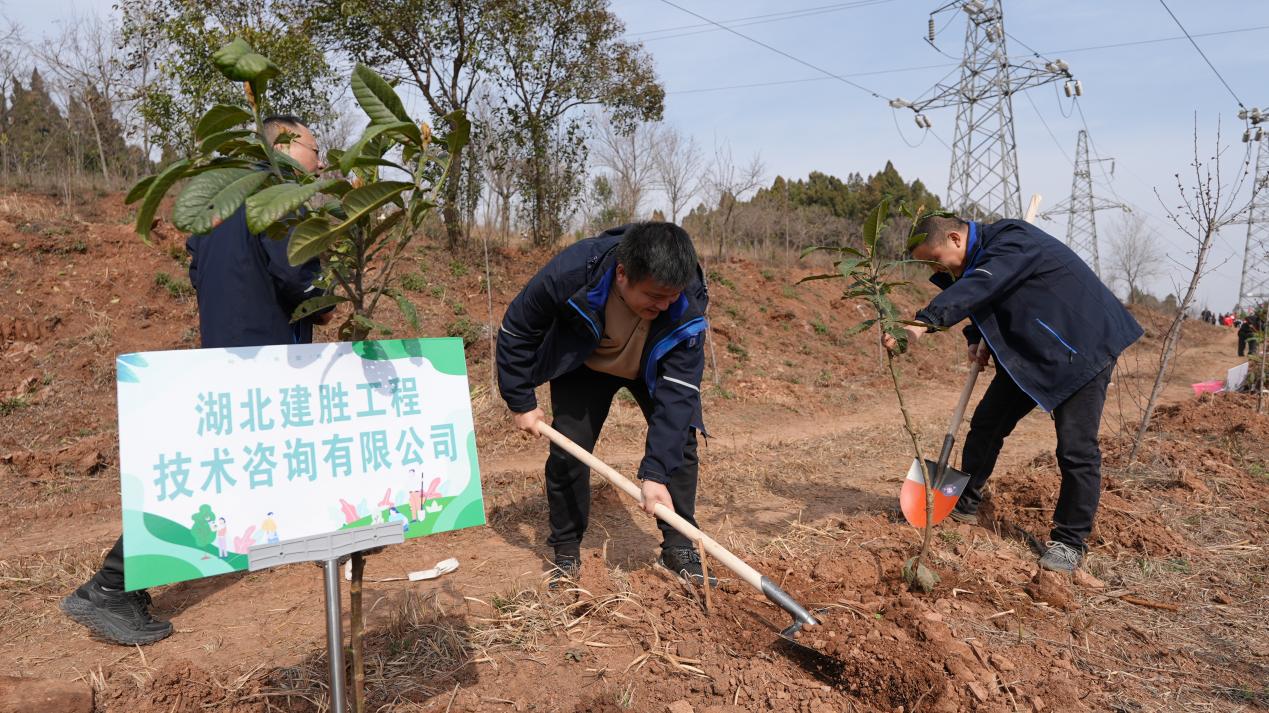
[496,226,709,484]
[186,206,325,349]
[916,219,1143,412]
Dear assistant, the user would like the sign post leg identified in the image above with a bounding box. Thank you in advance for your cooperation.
[323,558,347,713]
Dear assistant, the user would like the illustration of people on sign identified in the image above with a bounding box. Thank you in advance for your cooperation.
[216,517,228,558]
[261,512,279,544]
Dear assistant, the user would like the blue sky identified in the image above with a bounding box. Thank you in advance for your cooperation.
[10,0,1269,309]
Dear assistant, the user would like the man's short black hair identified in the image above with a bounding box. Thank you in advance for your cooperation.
[262,114,310,145]
[616,222,698,289]
[910,214,969,251]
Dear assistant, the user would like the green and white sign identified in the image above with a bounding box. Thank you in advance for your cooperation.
[116,338,485,591]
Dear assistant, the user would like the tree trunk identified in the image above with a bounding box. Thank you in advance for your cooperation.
[1128,225,1217,464]
[442,143,465,248]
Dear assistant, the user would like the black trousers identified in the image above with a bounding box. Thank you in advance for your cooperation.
[546,366,699,554]
[956,360,1114,551]
[1238,331,1258,357]
[91,536,126,590]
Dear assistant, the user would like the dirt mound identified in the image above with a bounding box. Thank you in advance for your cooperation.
[979,454,1192,556]
[1152,392,1269,440]
[98,659,265,713]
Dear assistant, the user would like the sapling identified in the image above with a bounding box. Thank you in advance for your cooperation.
[125,39,469,713]
[801,199,946,592]
[126,38,469,343]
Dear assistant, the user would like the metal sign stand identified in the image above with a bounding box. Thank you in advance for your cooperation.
[250,522,405,713]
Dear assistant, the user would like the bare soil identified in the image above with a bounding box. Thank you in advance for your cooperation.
[1,190,1265,712]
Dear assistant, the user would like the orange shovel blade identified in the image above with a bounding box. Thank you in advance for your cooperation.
[900,458,970,528]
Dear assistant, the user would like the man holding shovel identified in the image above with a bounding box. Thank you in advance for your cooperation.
[496,222,712,585]
[886,215,1142,573]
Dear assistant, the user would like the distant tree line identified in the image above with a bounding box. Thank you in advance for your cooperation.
[0,0,944,254]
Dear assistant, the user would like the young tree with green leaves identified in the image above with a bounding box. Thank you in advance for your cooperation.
[127,38,469,341]
[802,200,946,592]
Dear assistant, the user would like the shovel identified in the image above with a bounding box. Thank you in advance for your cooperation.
[900,343,986,528]
[533,422,821,642]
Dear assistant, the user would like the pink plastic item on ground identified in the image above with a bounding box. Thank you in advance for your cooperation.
[1191,380,1224,396]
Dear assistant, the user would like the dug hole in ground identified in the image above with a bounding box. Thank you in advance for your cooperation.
[0,191,1266,712]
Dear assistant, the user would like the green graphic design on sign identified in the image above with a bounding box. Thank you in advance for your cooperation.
[116,338,485,590]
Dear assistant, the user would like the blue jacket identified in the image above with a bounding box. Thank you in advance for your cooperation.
[186,206,325,348]
[916,219,1142,412]
[496,226,709,484]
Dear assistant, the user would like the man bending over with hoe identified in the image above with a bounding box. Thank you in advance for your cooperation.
[887,215,1142,573]
[496,222,712,586]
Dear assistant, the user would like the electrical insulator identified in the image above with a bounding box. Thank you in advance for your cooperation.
[928,17,936,42]
[1257,127,1265,142]
[914,114,924,128]
[1055,59,1069,72]
[1073,80,1083,96]
[922,115,933,129]
[889,98,908,109]
[1239,109,1250,120]
[1244,129,1252,143]
[1253,108,1264,123]
[1063,81,1072,98]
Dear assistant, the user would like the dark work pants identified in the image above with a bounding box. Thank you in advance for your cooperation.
[956,361,1115,551]
[546,366,699,554]
[92,536,126,590]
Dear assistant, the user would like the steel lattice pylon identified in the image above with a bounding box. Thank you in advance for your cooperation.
[1238,137,1269,310]
[1038,130,1129,278]
[896,1,1077,221]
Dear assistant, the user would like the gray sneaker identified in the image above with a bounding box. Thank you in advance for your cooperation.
[1038,541,1082,573]
[948,507,978,525]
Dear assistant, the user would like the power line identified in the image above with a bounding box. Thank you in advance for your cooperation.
[663,23,1269,98]
[656,0,886,99]
[1156,0,1246,109]
[632,0,895,42]
[1023,90,1073,167]
[667,61,950,96]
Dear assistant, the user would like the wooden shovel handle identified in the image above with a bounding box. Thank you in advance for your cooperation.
[947,344,987,434]
[533,422,764,591]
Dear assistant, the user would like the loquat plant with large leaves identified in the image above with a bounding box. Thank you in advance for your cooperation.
[126,37,469,342]
[801,199,952,592]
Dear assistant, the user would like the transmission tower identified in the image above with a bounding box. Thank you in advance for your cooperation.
[1038,130,1129,278]
[1238,107,1268,310]
[889,0,1079,221]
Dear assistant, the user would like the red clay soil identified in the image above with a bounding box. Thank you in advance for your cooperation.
[3,190,1267,712]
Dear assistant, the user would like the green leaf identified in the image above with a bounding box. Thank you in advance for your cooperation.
[837,258,867,278]
[369,209,405,240]
[195,105,253,140]
[844,319,878,336]
[864,197,891,252]
[200,129,254,155]
[352,313,394,336]
[212,38,279,82]
[125,175,155,205]
[135,159,191,239]
[339,122,418,173]
[388,289,420,330]
[245,179,341,233]
[796,273,840,284]
[440,109,470,153]
[291,294,347,324]
[287,216,341,266]
[343,181,412,220]
[172,168,271,234]
[351,63,411,125]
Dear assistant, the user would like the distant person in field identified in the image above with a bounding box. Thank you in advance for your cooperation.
[1237,310,1262,357]
[886,215,1143,573]
[496,223,712,586]
[61,115,333,646]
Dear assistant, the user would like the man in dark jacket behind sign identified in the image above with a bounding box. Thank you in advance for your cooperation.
[61,115,332,646]
[496,222,712,585]
[887,215,1143,573]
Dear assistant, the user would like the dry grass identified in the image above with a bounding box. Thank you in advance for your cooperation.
[0,546,102,641]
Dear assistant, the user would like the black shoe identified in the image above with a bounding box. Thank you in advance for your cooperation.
[60,581,173,646]
[548,552,581,589]
[948,505,978,525]
[658,546,718,588]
